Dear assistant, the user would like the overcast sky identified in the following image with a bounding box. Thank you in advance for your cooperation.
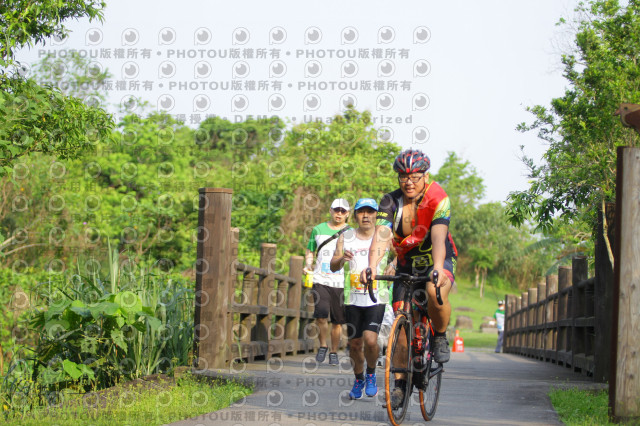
[15,0,580,203]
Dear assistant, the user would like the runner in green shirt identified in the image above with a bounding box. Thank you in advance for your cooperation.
[304,198,350,365]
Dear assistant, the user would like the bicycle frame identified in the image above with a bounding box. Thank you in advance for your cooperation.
[372,269,444,425]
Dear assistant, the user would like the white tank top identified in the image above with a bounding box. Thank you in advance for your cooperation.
[342,228,390,307]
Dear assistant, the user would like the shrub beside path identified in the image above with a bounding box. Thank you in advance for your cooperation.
[173,348,599,426]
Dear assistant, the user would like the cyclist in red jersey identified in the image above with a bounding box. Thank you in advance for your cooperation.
[361,149,457,407]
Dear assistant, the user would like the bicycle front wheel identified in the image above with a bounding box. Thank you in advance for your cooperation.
[419,359,442,421]
[384,314,412,426]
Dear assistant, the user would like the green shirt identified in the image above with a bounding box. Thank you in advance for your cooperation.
[307,222,346,288]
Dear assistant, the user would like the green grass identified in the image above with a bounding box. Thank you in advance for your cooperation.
[549,387,613,425]
[448,275,506,348]
[3,372,252,426]
[457,331,499,348]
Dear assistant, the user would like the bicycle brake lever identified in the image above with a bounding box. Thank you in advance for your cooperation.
[433,270,443,305]
[365,267,377,303]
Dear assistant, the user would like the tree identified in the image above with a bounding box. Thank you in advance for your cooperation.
[0,1,106,64]
[0,0,113,176]
[432,152,485,209]
[236,108,400,265]
[432,152,485,256]
[507,0,640,262]
[0,105,401,272]
[468,246,496,297]
[474,203,555,291]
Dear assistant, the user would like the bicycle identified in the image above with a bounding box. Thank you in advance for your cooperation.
[364,268,444,425]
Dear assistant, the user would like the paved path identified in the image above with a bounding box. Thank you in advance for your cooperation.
[173,348,600,426]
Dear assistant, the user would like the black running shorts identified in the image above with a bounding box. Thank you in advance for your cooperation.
[345,304,386,339]
[312,283,346,324]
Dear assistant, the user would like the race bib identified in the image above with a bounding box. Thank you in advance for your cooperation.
[351,273,377,291]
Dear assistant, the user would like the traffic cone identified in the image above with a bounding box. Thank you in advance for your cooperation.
[452,329,464,353]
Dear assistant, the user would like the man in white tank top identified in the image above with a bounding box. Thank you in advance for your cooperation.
[330,198,395,399]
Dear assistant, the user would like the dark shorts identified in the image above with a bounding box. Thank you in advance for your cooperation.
[345,304,386,339]
[392,257,456,313]
[312,283,345,324]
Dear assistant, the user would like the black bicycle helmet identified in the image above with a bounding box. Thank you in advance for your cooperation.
[393,149,430,174]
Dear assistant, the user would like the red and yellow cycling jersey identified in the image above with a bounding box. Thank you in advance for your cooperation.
[376,181,458,270]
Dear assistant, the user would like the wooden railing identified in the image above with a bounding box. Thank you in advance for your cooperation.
[504,256,598,376]
[503,199,616,383]
[227,239,317,363]
[486,148,640,420]
[192,188,340,369]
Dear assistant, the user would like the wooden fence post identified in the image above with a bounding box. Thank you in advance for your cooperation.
[287,256,304,354]
[521,292,528,355]
[557,266,572,367]
[528,288,537,356]
[243,268,258,362]
[228,228,239,362]
[193,188,233,369]
[572,256,588,373]
[546,274,558,363]
[505,294,516,351]
[229,228,239,301]
[610,147,640,421]
[537,282,546,359]
[504,296,511,351]
[516,296,522,352]
[258,243,277,359]
[594,202,615,383]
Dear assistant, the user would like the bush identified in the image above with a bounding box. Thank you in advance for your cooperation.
[1,249,195,417]
[0,267,61,372]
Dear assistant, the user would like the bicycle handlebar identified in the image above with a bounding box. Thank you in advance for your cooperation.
[370,269,443,306]
[364,268,378,303]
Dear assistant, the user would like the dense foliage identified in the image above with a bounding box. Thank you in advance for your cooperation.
[0,0,106,63]
[0,0,114,176]
[1,111,559,285]
[1,251,194,415]
[507,0,640,248]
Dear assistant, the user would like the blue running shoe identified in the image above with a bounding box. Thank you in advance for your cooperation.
[365,373,378,397]
[349,379,365,399]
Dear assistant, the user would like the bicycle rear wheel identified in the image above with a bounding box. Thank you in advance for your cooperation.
[419,357,442,420]
[384,314,412,426]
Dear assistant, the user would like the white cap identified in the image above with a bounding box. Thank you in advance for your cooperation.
[330,198,350,211]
